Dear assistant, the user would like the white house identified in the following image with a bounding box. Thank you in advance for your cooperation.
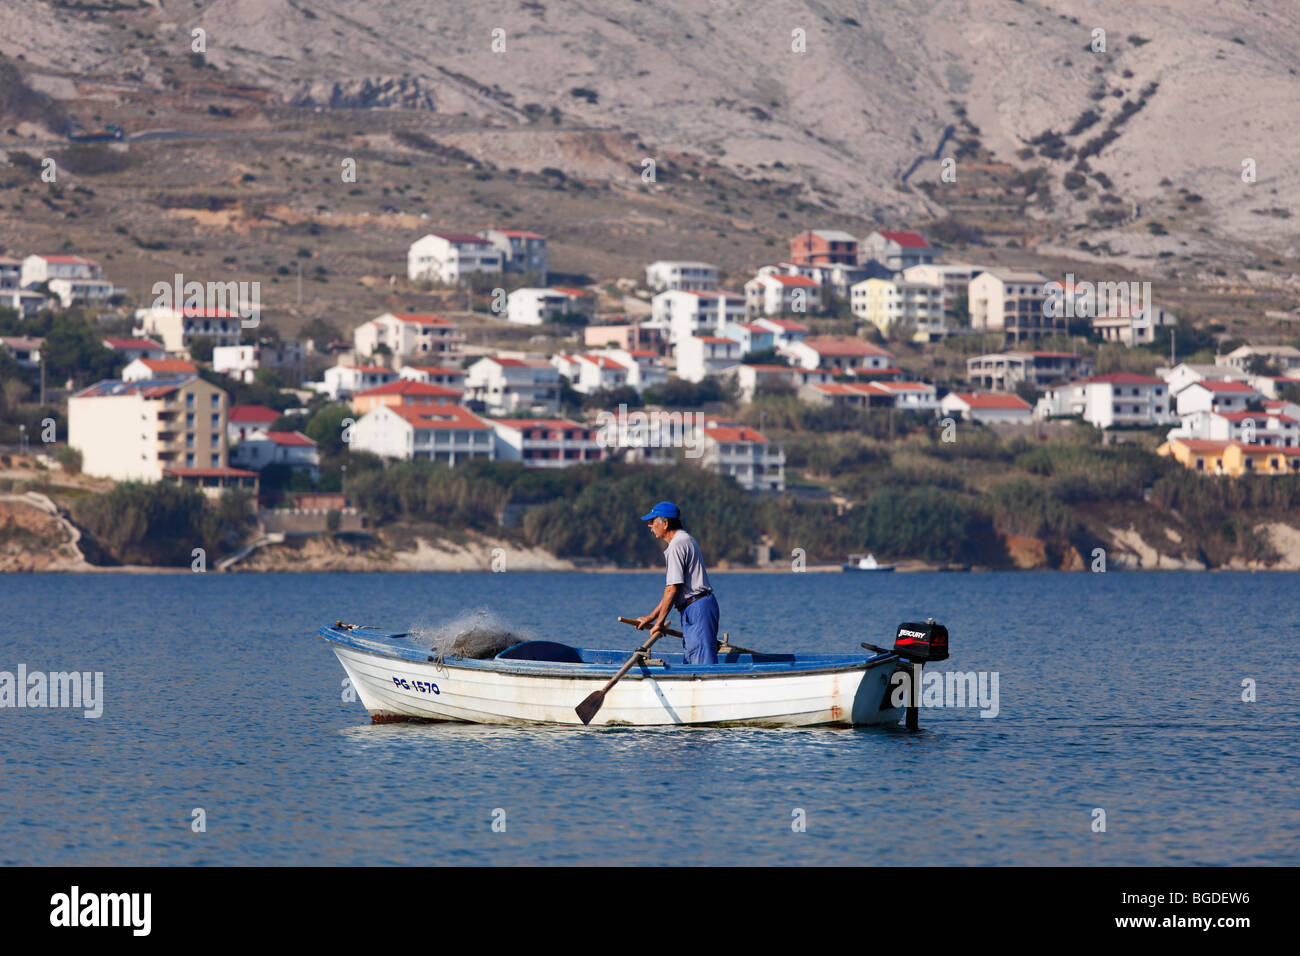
[552,353,630,394]
[0,288,52,318]
[1034,372,1174,428]
[676,335,742,383]
[1217,344,1300,375]
[849,278,946,339]
[652,290,747,344]
[505,288,594,326]
[1175,380,1261,417]
[399,365,467,390]
[941,392,1033,424]
[700,425,785,492]
[350,403,495,464]
[322,364,398,400]
[0,336,44,369]
[782,336,894,373]
[102,337,165,362]
[464,356,561,414]
[744,273,822,316]
[213,345,259,384]
[1091,305,1178,347]
[488,418,604,468]
[645,261,719,292]
[863,380,940,412]
[20,254,114,307]
[228,404,281,443]
[859,231,934,270]
[723,363,833,403]
[230,431,321,481]
[407,233,503,284]
[1159,362,1253,398]
[122,357,199,382]
[967,351,1094,391]
[479,229,549,283]
[590,348,668,390]
[134,306,242,354]
[968,270,1056,342]
[353,312,463,361]
[1169,409,1299,448]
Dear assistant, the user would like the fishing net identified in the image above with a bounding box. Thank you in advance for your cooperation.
[408,609,527,660]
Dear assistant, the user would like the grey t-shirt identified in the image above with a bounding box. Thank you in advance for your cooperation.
[663,530,712,609]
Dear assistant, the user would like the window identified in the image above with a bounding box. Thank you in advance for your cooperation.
[186,453,195,467]
[186,393,195,409]
[211,413,220,428]
[186,433,195,449]
[211,393,220,408]
[1195,458,1204,471]
[211,433,219,447]
[211,454,220,468]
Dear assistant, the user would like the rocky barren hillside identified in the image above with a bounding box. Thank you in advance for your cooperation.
[3,0,1298,261]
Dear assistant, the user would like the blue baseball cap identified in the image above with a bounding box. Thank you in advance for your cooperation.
[639,501,680,521]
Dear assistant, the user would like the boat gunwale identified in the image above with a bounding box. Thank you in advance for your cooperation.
[317,625,898,681]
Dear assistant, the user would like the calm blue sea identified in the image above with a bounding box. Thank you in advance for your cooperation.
[1,571,1297,866]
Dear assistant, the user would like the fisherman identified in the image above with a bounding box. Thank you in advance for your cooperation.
[634,501,719,665]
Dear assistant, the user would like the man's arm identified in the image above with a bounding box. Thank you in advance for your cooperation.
[636,584,680,632]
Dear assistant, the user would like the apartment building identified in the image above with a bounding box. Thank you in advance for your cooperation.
[407,233,504,284]
[652,290,747,343]
[940,392,1034,424]
[353,312,464,361]
[901,263,982,313]
[230,432,321,482]
[505,288,595,326]
[782,336,894,373]
[968,270,1057,342]
[700,425,785,492]
[463,356,561,414]
[20,254,115,307]
[1035,372,1173,428]
[744,273,823,316]
[849,278,946,338]
[644,261,719,292]
[858,231,934,271]
[966,351,1094,391]
[789,229,859,266]
[134,306,242,354]
[489,419,604,468]
[479,229,549,283]
[351,403,494,464]
[351,379,464,415]
[69,375,255,494]
[676,335,742,383]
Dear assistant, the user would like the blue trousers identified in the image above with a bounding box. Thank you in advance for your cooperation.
[680,593,719,665]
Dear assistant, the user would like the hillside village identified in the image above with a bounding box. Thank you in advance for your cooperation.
[3,222,1300,571]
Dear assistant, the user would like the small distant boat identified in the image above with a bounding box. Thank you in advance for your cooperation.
[842,553,895,573]
[317,619,949,728]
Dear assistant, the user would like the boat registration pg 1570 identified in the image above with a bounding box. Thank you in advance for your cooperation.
[392,677,440,695]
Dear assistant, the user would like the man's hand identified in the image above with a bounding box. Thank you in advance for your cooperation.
[634,615,655,630]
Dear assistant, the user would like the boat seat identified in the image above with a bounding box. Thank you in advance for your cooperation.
[496,640,585,663]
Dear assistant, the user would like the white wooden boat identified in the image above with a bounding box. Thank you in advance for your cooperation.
[317,621,946,728]
[842,553,896,573]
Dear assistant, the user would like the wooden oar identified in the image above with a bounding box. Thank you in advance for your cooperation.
[575,619,668,724]
[616,615,682,638]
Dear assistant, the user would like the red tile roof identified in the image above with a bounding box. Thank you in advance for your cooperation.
[103,337,163,351]
[764,274,819,287]
[260,431,317,447]
[139,358,198,373]
[389,404,490,430]
[491,418,586,431]
[759,318,810,331]
[949,392,1032,410]
[229,405,281,423]
[492,230,545,239]
[404,365,466,377]
[877,231,931,249]
[1216,410,1297,424]
[1194,380,1257,393]
[357,380,461,398]
[578,354,626,370]
[552,287,591,297]
[705,426,768,444]
[804,336,893,357]
[36,254,98,265]
[343,365,395,375]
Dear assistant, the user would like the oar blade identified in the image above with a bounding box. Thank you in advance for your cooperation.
[575,691,605,725]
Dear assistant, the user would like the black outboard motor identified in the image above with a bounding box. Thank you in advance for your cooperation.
[893,620,949,663]
[863,617,950,730]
